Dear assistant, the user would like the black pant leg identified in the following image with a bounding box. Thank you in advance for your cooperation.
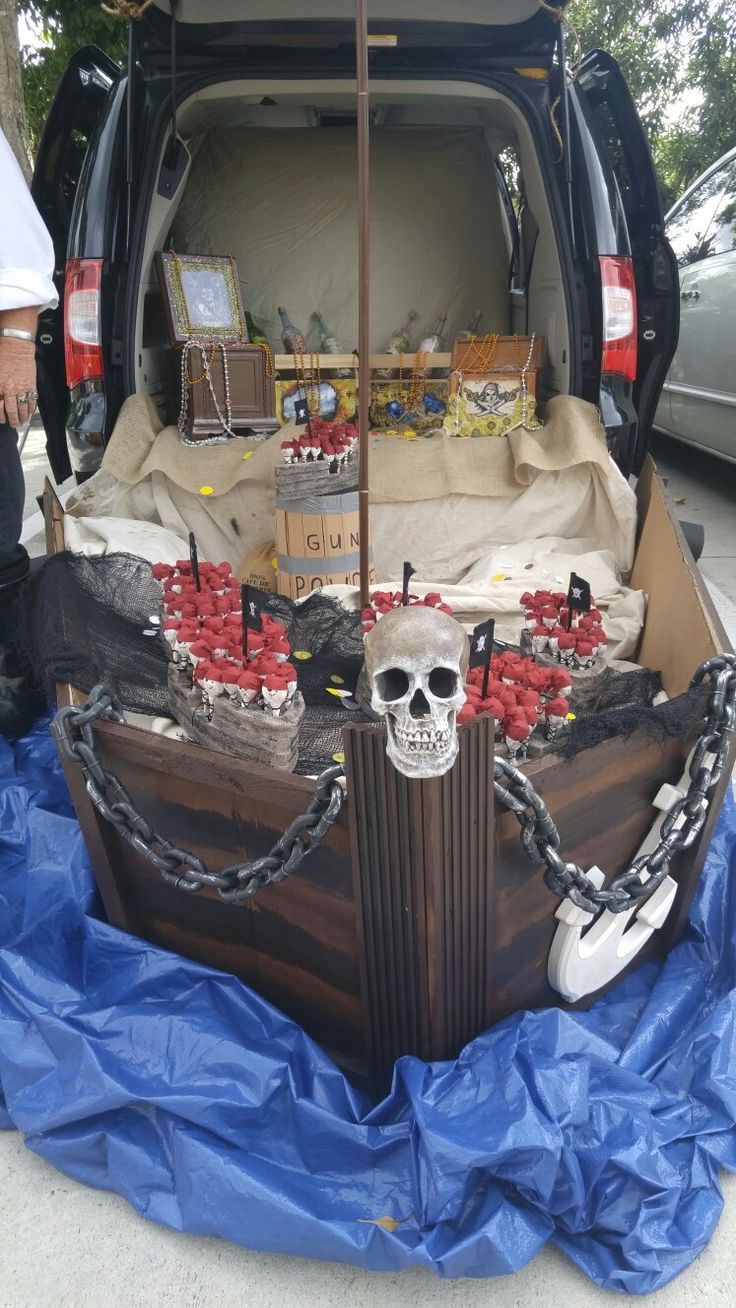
[0,422,30,592]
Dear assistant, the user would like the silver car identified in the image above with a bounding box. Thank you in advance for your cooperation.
[655,146,736,462]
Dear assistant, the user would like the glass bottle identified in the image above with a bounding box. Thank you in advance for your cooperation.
[459,309,483,339]
[417,313,448,356]
[278,305,307,355]
[386,309,418,356]
[312,311,352,378]
[377,310,418,378]
[245,311,270,350]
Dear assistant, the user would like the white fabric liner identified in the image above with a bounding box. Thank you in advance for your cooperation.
[64,512,644,660]
[171,126,510,354]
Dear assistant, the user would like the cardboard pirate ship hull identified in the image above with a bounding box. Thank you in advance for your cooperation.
[45,464,735,1091]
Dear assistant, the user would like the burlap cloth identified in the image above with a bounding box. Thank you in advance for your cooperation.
[97,392,607,501]
[66,393,636,581]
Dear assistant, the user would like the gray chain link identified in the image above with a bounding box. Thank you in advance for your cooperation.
[54,654,735,916]
[54,686,344,903]
[493,654,736,913]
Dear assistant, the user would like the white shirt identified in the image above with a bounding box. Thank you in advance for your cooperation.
[0,128,58,313]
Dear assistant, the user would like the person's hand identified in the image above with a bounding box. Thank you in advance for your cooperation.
[0,336,38,430]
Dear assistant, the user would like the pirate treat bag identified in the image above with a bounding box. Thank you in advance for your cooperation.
[443,332,544,438]
[443,374,541,438]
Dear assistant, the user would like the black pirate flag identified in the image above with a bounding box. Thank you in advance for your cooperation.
[469,617,495,698]
[566,572,592,625]
[293,395,310,426]
[241,583,269,632]
[188,531,201,592]
[401,561,416,607]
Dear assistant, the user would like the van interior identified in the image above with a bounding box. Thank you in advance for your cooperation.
[134,78,570,406]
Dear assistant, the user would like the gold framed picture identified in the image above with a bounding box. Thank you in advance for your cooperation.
[156,251,246,345]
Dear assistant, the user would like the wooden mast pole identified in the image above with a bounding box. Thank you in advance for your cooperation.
[355,0,371,607]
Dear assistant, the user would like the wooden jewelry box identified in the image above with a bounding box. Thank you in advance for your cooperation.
[175,342,278,440]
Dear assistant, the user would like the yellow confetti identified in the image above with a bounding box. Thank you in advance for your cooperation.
[199,485,214,496]
[357,1217,403,1233]
[242,451,254,461]
[326,686,350,698]
[293,650,312,661]
[332,752,345,765]
[271,556,278,571]
[330,674,345,685]
[566,712,576,721]
[492,573,505,583]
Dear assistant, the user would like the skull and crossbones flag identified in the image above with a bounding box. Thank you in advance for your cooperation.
[241,583,269,635]
[566,572,592,622]
[470,617,495,697]
[469,618,495,668]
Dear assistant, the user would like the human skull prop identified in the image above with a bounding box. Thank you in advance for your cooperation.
[364,606,469,778]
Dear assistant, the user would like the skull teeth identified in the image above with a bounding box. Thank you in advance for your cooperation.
[393,727,452,753]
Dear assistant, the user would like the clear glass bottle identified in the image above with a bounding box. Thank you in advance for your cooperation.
[277,305,307,355]
[459,309,483,339]
[386,309,418,356]
[377,310,418,378]
[417,312,448,355]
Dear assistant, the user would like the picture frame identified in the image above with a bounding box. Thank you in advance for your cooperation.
[155,251,247,345]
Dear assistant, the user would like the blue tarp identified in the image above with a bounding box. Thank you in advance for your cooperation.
[1,714,735,1293]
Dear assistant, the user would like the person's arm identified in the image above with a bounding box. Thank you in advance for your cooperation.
[0,306,39,429]
[0,130,57,431]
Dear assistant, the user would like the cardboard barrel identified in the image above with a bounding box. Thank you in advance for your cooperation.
[275,490,374,600]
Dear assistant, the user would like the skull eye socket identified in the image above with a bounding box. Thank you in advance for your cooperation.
[376,667,410,702]
[428,667,459,699]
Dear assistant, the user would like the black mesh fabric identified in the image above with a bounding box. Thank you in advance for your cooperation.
[15,551,702,774]
[560,679,708,758]
[263,591,373,774]
[15,554,373,772]
[16,551,171,715]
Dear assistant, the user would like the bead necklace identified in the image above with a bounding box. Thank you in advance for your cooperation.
[454,332,499,376]
[294,351,323,417]
[513,333,543,432]
[258,341,274,378]
[396,351,428,411]
[186,341,215,386]
[178,339,236,440]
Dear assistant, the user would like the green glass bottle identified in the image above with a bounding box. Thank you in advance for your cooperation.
[245,311,270,350]
[312,311,352,378]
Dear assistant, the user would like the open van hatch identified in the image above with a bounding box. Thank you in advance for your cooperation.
[138,1,568,67]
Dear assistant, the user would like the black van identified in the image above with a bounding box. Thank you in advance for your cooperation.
[31,1,678,484]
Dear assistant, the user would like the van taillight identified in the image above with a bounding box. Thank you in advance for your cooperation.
[600,256,637,382]
[64,258,103,390]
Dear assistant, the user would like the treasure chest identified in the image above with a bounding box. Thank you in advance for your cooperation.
[174,342,278,440]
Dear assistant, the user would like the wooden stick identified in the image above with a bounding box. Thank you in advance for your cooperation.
[355,0,371,608]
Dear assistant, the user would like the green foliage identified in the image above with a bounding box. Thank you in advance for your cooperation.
[19,2,126,149]
[571,0,736,207]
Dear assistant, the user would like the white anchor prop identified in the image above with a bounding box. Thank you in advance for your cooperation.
[548,743,716,1002]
